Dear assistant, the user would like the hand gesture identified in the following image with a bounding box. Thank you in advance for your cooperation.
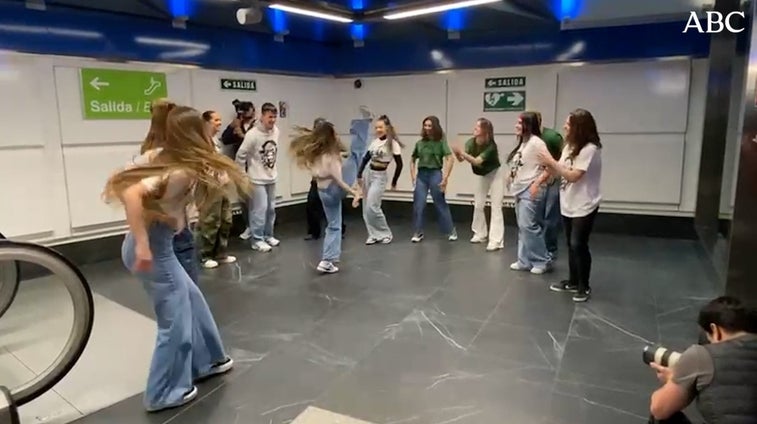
[133,242,153,273]
[439,178,448,193]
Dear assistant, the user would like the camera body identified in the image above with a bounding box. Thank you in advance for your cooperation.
[643,345,682,367]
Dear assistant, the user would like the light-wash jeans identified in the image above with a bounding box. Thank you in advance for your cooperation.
[472,167,505,247]
[248,182,276,243]
[362,169,392,240]
[514,187,550,270]
[544,178,561,261]
[122,223,227,411]
[318,182,344,262]
[413,168,454,235]
[173,226,198,284]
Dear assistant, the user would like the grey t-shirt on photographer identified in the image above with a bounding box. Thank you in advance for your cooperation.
[672,344,715,400]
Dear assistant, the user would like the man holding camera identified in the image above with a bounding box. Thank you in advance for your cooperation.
[648,296,757,424]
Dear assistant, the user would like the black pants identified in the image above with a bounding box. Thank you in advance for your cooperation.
[564,207,598,293]
[306,179,345,238]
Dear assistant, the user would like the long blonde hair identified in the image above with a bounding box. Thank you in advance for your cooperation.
[289,120,346,169]
[377,114,403,152]
[104,105,252,224]
[140,98,176,154]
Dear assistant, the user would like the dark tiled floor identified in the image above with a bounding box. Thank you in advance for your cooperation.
[72,219,718,424]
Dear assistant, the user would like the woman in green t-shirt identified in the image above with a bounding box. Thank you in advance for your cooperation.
[451,118,505,251]
[409,116,458,243]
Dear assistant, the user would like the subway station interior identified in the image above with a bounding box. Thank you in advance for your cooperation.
[0,0,756,423]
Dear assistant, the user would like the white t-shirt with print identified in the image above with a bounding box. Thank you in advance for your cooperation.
[508,135,548,196]
[367,137,402,164]
[559,143,602,218]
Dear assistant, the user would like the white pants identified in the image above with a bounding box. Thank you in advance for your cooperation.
[472,167,505,247]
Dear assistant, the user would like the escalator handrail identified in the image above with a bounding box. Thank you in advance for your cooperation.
[0,239,95,407]
[0,233,20,319]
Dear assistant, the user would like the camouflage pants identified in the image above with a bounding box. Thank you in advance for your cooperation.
[197,194,233,261]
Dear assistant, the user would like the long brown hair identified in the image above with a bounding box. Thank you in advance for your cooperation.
[421,116,444,142]
[104,106,251,225]
[289,120,346,169]
[566,108,601,160]
[140,98,176,154]
[507,111,541,162]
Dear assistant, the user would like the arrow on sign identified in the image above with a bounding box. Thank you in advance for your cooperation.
[507,92,524,106]
[223,80,232,88]
[89,77,109,91]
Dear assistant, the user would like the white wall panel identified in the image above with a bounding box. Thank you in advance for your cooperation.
[0,147,54,237]
[63,144,141,229]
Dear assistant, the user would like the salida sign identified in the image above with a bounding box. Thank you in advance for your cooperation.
[683,11,745,33]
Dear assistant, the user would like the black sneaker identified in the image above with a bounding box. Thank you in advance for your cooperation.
[549,281,578,293]
[572,289,591,302]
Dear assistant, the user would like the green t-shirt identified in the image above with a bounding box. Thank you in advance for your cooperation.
[412,139,452,170]
[464,138,500,176]
[542,127,564,160]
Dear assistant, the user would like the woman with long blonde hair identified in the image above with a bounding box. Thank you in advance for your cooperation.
[104,105,251,412]
[290,119,359,273]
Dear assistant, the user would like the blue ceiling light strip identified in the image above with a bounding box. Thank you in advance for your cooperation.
[443,9,466,32]
[267,7,288,33]
[350,0,365,43]
[552,0,581,20]
[167,0,192,17]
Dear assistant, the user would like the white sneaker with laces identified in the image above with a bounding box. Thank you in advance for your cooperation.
[317,260,339,273]
[202,259,219,269]
[239,228,251,240]
[252,241,272,252]
[266,237,280,247]
[217,256,237,264]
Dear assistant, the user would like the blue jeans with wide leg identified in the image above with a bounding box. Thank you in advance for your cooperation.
[412,168,454,235]
[318,182,344,262]
[122,223,228,411]
[514,188,550,270]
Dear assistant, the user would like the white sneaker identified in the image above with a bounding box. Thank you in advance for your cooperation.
[448,229,458,241]
[411,233,424,243]
[317,260,339,273]
[380,236,393,244]
[510,262,529,271]
[365,237,378,245]
[486,242,504,251]
[252,241,272,252]
[239,228,251,240]
[202,259,219,269]
[265,237,280,247]
[218,255,237,264]
[470,235,487,243]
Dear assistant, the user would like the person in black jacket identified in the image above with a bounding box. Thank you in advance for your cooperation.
[305,117,346,240]
[221,100,255,239]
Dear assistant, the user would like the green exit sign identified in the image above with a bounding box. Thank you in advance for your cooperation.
[80,68,168,120]
[485,76,526,88]
[220,78,257,91]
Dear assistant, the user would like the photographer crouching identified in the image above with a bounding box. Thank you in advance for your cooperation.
[647,296,757,424]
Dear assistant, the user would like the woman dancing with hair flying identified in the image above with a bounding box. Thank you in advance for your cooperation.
[134,99,201,282]
[356,114,403,245]
[104,105,251,412]
[290,119,360,273]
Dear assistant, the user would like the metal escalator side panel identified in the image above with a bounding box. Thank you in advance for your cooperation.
[0,386,21,424]
[0,241,95,407]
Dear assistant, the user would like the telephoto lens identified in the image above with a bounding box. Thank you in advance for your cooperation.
[642,345,682,367]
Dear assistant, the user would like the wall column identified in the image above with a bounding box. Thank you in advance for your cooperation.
[726,0,757,306]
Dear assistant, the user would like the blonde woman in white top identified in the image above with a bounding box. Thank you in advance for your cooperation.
[290,118,359,273]
[103,106,250,412]
[355,114,404,244]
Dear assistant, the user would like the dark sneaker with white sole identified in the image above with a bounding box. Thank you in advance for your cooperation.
[549,281,578,293]
[572,290,591,302]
